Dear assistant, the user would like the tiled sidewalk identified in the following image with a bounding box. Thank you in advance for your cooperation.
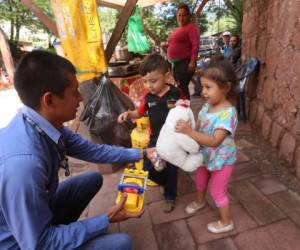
[66,97,300,250]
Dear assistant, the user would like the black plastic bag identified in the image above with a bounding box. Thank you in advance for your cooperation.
[80,75,135,147]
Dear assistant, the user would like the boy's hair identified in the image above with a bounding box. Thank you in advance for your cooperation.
[201,60,237,97]
[14,50,76,109]
[178,3,191,16]
[139,54,169,76]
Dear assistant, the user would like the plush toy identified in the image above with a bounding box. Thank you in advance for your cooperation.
[156,99,203,172]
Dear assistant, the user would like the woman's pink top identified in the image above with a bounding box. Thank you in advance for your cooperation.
[167,23,200,61]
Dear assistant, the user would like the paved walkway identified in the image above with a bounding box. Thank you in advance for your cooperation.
[0,88,22,128]
[66,97,300,250]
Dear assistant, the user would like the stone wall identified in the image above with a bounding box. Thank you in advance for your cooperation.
[242,0,300,177]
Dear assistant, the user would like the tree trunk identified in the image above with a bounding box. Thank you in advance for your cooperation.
[0,27,15,81]
[194,0,209,17]
[9,20,14,41]
[8,0,14,41]
[48,34,52,48]
[15,16,20,42]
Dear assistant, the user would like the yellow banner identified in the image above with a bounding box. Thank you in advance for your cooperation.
[51,0,107,82]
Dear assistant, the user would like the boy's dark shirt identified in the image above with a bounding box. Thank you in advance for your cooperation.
[137,84,185,139]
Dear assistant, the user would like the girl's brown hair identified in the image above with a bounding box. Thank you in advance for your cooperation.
[201,59,237,98]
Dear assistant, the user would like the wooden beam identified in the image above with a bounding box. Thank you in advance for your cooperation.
[97,0,123,10]
[21,0,58,37]
[105,0,137,61]
[0,27,15,81]
[144,26,161,46]
[194,0,209,17]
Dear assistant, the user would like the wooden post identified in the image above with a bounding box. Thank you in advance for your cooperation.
[21,0,58,37]
[105,0,137,62]
[194,0,209,17]
[143,26,161,46]
[0,27,14,81]
[97,0,123,10]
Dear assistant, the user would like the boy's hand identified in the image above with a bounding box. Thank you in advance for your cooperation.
[175,119,193,135]
[117,111,130,123]
[145,147,156,160]
[140,147,156,160]
[107,193,144,223]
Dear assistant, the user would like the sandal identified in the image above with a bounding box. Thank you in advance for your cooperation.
[185,201,206,215]
[162,200,175,213]
[159,186,165,195]
[207,220,234,234]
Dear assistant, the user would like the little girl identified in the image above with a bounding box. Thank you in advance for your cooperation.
[175,59,238,234]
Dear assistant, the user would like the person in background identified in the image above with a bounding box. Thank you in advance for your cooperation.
[0,50,151,250]
[228,34,242,69]
[192,54,225,97]
[222,31,232,59]
[161,3,200,99]
[118,54,186,213]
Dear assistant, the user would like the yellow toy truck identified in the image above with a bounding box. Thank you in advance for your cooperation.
[115,168,148,212]
[131,116,150,170]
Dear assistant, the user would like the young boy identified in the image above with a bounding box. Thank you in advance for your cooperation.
[118,54,186,212]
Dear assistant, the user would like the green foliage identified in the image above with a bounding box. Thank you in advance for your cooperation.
[98,7,129,45]
[206,0,243,36]
[98,7,118,33]
[0,0,52,42]
[224,0,243,35]
[98,1,210,48]
[142,0,209,42]
[206,16,235,35]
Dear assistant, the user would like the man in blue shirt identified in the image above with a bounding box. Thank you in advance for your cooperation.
[0,51,147,249]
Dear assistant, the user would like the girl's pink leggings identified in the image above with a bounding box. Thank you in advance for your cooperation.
[196,165,234,208]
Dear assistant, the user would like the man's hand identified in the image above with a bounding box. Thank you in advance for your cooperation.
[107,193,144,223]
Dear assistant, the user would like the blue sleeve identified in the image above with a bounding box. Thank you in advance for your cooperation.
[0,155,109,249]
[214,107,238,135]
[62,127,142,163]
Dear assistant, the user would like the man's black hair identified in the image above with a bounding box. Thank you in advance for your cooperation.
[139,54,169,76]
[14,50,76,109]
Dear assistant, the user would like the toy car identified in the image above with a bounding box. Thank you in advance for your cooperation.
[115,168,148,212]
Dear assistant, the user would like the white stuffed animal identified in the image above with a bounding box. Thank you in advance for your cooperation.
[156,99,203,172]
